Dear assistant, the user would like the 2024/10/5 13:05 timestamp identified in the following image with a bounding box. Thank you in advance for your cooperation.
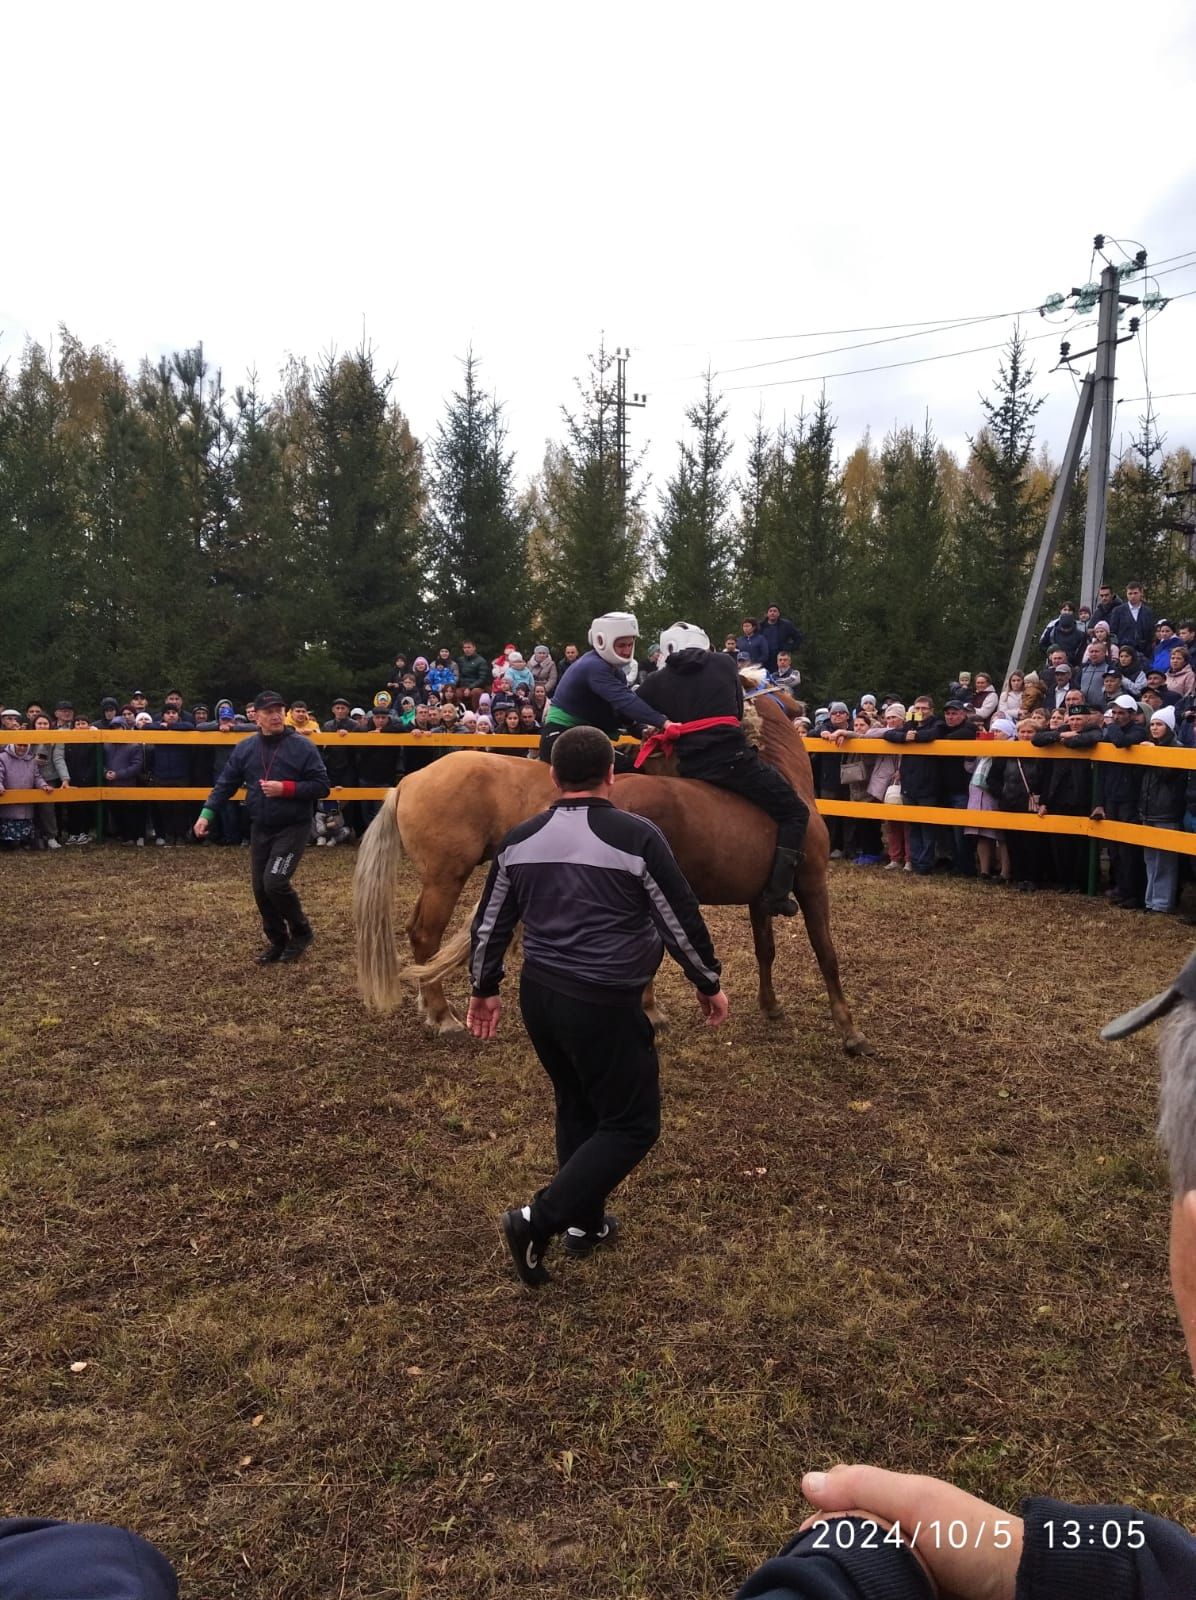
[1045,1520,1145,1549]
[809,1518,1145,1551]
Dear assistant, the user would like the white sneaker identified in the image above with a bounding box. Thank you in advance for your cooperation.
[46,838,62,850]
[155,836,166,846]
[884,859,900,870]
[136,838,145,847]
[325,838,337,848]
[76,833,91,845]
[315,837,327,846]
[902,862,912,873]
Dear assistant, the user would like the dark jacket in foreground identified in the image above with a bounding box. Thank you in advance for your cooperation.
[0,1517,178,1598]
[204,729,329,830]
[469,797,720,1004]
[733,1497,1196,1600]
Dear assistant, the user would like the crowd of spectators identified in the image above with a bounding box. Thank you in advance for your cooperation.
[808,583,1196,917]
[3,590,1194,914]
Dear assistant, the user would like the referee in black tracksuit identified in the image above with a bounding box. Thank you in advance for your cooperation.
[195,690,331,964]
[468,724,728,1288]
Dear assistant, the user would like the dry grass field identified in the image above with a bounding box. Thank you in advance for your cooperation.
[2,844,1196,1597]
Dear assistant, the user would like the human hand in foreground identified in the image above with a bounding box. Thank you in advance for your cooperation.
[696,990,729,1027]
[800,1464,1023,1600]
[193,817,209,838]
[467,996,501,1039]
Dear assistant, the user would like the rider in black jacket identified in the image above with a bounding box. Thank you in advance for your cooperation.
[636,622,809,917]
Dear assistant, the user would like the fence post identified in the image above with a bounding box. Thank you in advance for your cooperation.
[95,742,105,842]
[1086,764,1100,896]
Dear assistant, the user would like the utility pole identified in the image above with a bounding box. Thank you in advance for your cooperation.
[612,346,647,517]
[1079,263,1126,611]
[1005,241,1145,683]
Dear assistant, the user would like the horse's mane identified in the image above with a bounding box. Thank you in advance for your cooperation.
[746,688,815,801]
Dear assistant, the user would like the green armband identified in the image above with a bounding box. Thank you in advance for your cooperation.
[200,807,216,823]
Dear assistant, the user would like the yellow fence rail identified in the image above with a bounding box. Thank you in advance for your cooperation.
[6,730,1194,855]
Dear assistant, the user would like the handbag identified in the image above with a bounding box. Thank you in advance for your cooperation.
[883,782,903,805]
[840,758,867,785]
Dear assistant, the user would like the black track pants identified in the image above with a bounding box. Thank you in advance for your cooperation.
[249,821,312,944]
[519,972,660,1240]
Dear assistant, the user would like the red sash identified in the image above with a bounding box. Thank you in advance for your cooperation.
[633,716,741,770]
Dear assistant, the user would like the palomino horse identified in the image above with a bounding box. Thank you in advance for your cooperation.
[353,687,869,1054]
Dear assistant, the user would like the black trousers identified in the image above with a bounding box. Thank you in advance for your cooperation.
[689,747,810,852]
[520,972,660,1240]
[1106,800,1146,900]
[249,821,312,944]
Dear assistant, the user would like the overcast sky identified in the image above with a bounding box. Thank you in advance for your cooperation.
[3,0,1194,510]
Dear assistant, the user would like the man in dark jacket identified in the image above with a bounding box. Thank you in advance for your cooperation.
[1109,581,1155,657]
[457,639,491,702]
[882,694,940,875]
[758,603,802,674]
[194,690,330,963]
[637,622,809,916]
[355,704,404,827]
[320,695,359,843]
[468,725,726,1288]
[1033,704,1103,890]
[1092,695,1148,907]
[1091,582,1122,630]
[150,704,195,844]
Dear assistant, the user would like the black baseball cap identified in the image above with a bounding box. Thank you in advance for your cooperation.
[944,699,968,711]
[55,699,74,710]
[331,695,350,708]
[1102,951,1196,1040]
[254,689,285,710]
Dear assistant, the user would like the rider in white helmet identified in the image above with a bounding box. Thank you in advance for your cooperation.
[540,610,678,768]
[637,621,809,917]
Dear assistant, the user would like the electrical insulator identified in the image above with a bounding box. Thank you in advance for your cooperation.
[1080,281,1100,297]
[1060,342,1071,360]
[1143,292,1169,311]
[1041,292,1066,313]
[1134,249,1148,269]
[1129,317,1140,334]
[1093,234,1105,251]
[1075,294,1097,314]
[1117,260,1139,280]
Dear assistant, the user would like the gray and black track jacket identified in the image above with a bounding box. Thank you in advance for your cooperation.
[469,797,721,1005]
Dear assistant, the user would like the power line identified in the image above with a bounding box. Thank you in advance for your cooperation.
[722,320,1095,394]
[1120,390,1196,403]
[647,305,1043,352]
[712,310,1044,378]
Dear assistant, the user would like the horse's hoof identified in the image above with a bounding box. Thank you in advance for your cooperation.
[436,1012,466,1036]
[844,1034,874,1057]
[764,1005,785,1022]
[645,1014,667,1034]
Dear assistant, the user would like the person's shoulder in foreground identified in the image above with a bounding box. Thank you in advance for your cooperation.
[0,1517,177,1599]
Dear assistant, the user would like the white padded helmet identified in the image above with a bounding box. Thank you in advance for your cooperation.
[659,621,710,658]
[588,610,639,667]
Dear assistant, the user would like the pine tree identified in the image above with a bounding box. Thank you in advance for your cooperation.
[646,372,734,637]
[954,328,1049,661]
[299,347,425,692]
[539,340,644,647]
[763,395,845,699]
[1104,426,1195,609]
[425,352,529,651]
[839,422,952,695]
[733,410,774,614]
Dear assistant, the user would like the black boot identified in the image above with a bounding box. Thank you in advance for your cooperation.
[761,847,800,917]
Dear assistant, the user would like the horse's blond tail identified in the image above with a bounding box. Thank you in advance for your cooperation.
[401,913,475,986]
[353,787,406,1010]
